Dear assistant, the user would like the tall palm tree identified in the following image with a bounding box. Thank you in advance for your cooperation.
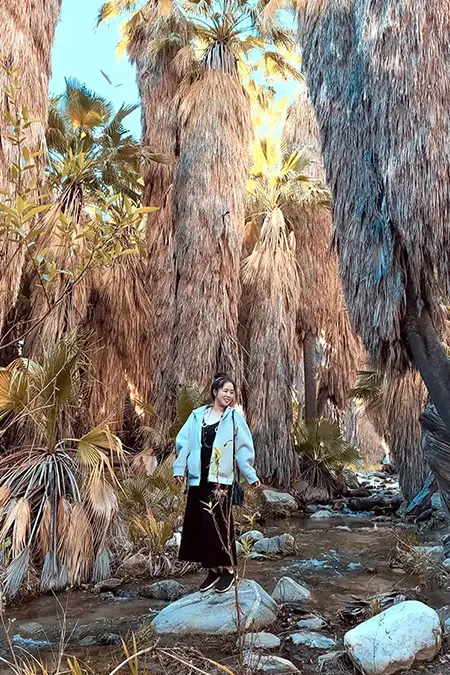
[243,136,324,485]
[283,90,361,422]
[0,0,62,343]
[103,0,297,428]
[298,1,450,499]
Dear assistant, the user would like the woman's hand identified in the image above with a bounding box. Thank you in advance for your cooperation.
[252,480,261,489]
[173,476,184,486]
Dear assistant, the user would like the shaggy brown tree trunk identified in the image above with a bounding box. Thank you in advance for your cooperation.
[303,333,318,421]
[0,0,61,340]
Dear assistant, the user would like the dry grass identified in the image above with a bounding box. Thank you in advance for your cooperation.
[298,0,450,375]
[0,0,61,335]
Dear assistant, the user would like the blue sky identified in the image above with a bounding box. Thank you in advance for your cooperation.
[51,1,300,140]
[51,0,141,137]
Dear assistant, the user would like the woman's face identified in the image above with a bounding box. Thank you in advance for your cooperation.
[215,382,235,408]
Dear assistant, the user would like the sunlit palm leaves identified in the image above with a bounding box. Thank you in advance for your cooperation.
[0,334,123,598]
[47,79,142,208]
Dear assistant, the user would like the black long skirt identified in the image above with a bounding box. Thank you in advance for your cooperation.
[179,482,237,568]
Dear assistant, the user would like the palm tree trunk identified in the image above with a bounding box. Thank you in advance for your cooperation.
[0,0,61,339]
[171,45,252,392]
[303,333,318,422]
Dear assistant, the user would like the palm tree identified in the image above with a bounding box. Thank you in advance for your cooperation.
[298,2,450,496]
[102,0,297,428]
[242,136,323,485]
[0,0,62,344]
[0,334,122,598]
[24,80,143,359]
[21,82,153,434]
[351,369,428,502]
[283,90,361,422]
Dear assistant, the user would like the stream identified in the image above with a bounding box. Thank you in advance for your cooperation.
[2,508,450,674]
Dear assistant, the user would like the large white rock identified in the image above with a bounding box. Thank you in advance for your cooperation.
[344,601,441,675]
[263,490,298,513]
[243,652,299,673]
[152,579,278,635]
[272,577,312,604]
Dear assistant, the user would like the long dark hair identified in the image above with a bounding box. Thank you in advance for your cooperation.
[210,372,236,401]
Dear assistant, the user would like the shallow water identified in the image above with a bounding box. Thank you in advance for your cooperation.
[1,514,448,673]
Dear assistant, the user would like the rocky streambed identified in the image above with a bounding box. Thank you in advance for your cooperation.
[2,470,450,674]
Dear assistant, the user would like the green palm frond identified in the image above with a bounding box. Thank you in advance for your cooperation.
[293,418,360,492]
[349,369,384,413]
[169,385,210,438]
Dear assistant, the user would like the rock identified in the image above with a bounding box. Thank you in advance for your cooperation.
[140,580,186,602]
[263,490,298,513]
[14,622,45,638]
[404,474,437,517]
[344,600,441,675]
[252,534,295,556]
[272,577,311,604]
[332,499,348,511]
[166,532,181,549]
[411,545,444,562]
[305,504,319,513]
[445,618,450,635]
[346,488,371,498]
[243,653,299,673]
[152,579,278,634]
[79,636,97,647]
[437,605,450,622]
[317,651,345,671]
[241,632,281,649]
[236,541,245,557]
[310,510,333,519]
[240,530,264,544]
[288,632,337,649]
[336,526,351,532]
[93,578,122,593]
[443,533,450,558]
[117,552,148,578]
[96,633,122,646]
[431,493,442,510]
[296,616,326,630]
[442,558,450,569]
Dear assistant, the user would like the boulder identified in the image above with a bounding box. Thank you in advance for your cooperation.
[93,578,122,593]
[236,541,245,557]
[166,532,181,549]
[442,558,450,569]
[344,600,441,675]
[140,580,186,602]
[243,653,299,673]
[240,530,264,544]
[241,632,281,649]
[263,490,298,513]
[252,534,295,556]
[96,633,122,646]
[411,545,444,562]
[152,579,278,635]
[272,577,311,604]
[296,616,326,630]
[310,510,333,519]
[117,552,148,578]
[288,632,337,649]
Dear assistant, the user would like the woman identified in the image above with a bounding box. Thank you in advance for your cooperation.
[174,374,260,593]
